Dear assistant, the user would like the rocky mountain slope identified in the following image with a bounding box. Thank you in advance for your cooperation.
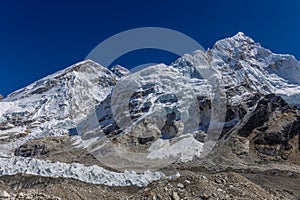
[0,32,299,199]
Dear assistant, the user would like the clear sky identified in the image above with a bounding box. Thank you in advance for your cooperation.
[0,0,299,96]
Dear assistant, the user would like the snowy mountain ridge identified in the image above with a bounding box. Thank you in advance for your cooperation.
[173,32,300,97]
[0,60,121,140]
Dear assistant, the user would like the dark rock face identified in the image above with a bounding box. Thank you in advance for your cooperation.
[155,94,178,104]
[15,144,49,157]
[129,86,155,120]
[0,111,34,131]
[197,96,212,132]
[138,135,155,144]
[161,111,181,139]
[225,94,300,162]
[251,113,300,160]
[236,94,289,138]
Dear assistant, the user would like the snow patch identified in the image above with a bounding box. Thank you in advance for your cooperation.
[147,134,203,162]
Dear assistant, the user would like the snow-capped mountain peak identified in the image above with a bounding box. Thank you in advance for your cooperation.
[5,60,115,101]
[169,32,300,110]
[0,60,118,141]
[195,33,300,98]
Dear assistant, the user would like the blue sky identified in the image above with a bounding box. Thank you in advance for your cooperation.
[0,0,299,95]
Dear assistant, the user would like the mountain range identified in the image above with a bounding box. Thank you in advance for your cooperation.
[0,32,299,199]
